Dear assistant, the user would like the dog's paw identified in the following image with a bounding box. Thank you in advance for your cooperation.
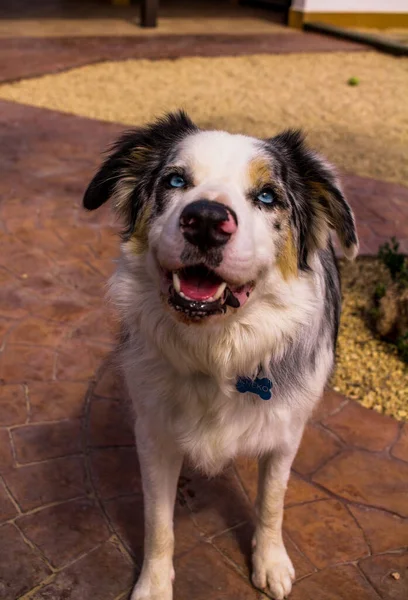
[130,573,173,600]
[130,584,172,600]
[252,544,295,599]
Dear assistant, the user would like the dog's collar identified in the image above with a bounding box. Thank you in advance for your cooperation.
[236,368,273,401]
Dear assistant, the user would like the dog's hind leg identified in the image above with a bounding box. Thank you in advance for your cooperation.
[130,418,183,600]
[251,438,302,599]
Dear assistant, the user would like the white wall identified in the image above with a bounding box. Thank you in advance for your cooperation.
[292,0,408,12]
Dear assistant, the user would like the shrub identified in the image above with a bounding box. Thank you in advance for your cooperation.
[371,238,408,364]
[378,237,408,286]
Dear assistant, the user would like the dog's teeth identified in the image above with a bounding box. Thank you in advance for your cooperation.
[179,291,186,299]
[172,272,181,293]
[213,281,227,301]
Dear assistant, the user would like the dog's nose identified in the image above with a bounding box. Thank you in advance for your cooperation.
[179,200,237,251]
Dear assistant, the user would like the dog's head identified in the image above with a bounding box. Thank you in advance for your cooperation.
[84,111,358,324]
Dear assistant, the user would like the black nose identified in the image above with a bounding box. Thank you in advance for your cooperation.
[179,200,237,251]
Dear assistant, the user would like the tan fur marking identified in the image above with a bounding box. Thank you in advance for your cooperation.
[310,181,334,227]
[147,523,174,558]
[248,158,271,188]
[125,147,154,254]
[309,184,331,251]
[131,146,152,162]
[277,228,298,280]
[129,203,151,255]
[310,181,358,259]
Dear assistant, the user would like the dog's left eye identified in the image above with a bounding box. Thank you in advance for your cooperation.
[256,189,275,205]
[168,174,186,188]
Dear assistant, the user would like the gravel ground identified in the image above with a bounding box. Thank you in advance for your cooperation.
[333,258,408,421]
[0,52,407,185]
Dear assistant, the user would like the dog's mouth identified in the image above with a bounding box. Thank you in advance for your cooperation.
[163,264,253,320]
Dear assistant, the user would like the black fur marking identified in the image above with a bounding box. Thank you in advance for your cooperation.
[320,241,342,350]
[155,164,196,215]
[168,287,225,318]
[82,111,198,239]
[264,129,357,269]
[225,289,240,308]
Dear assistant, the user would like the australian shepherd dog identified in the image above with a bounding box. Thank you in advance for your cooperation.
[83,111,358,600]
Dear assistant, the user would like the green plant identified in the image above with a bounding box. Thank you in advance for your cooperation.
[397,332,408,364]
[378,237,408,285]
[373,283,386,301]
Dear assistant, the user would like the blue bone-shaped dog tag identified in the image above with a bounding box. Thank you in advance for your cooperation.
[236,376,273,400]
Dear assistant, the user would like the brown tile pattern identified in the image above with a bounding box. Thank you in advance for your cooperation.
[342,174,408,254]
[323,399,400,452]
[348,505,408,554]
[12,419,82,463]
[313,450,408,517]
[0,98,407,599]
[284,499,370,568]
[289,564,380,600]
[0,33,369,84]
[4,456,89,511]
[392,424,408,462]
[17,498,111,568]
[29,541,135,600]
[173,542,257,600]
[0,478,19,523]
[359,552,408,600]
[0,523,51,598]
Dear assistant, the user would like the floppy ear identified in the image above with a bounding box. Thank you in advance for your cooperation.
[82,110,198,235]
[272,130,359,262]
[83,133,138,212]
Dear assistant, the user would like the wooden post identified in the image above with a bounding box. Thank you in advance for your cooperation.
[141,0,159,28]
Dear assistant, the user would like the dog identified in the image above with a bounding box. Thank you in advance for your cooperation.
[83,111,358,600]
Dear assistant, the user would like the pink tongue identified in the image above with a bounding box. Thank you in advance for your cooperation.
[179,275,220,301]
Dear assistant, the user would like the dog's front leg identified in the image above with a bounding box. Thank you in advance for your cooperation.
[131,418,183,600]
[251,444,300,600]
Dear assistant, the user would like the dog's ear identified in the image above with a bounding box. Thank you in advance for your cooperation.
[83,132,136,212]
[271,130,359,262]
[83,111,198,231]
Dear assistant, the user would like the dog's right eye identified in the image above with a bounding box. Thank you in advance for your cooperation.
[256,189,275,205]
[168,174,186,189]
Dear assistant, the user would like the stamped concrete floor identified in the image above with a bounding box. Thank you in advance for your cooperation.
[0,96,407,599]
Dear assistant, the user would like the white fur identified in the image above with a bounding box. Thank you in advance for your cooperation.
[108,131,337,600]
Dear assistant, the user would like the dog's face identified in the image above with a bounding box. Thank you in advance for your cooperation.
[84,112,358,323]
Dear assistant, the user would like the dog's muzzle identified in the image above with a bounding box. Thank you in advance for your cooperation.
[161,200,252,321]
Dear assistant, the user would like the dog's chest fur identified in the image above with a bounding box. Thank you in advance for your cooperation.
[120,295,333,475]
[167,382,299,475]
[124,356,303,474]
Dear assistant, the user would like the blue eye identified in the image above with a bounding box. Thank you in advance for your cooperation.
[257,189,275,204]
[169,174,186,188]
